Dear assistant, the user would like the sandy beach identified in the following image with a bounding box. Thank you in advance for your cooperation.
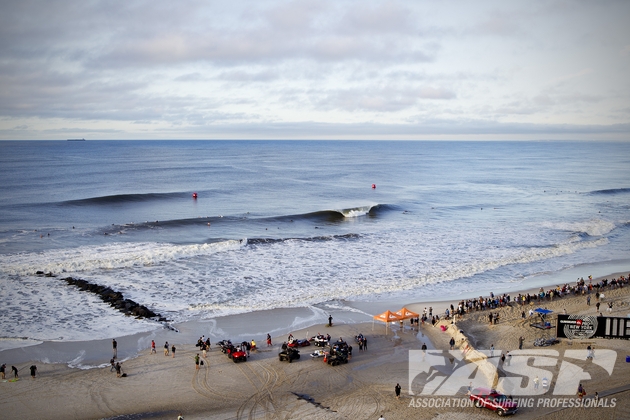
[2,271,630,420]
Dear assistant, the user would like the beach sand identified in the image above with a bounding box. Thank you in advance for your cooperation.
[1,272,630,420]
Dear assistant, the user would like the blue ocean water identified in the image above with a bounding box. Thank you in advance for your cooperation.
[0,140,629,351]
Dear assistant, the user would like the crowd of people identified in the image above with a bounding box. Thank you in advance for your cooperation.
[195,336,212,358]
[440,274,629,322]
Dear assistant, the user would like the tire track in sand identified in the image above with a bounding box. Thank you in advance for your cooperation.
[191,356,244,402]
[319,361,384,418]
[235,359,291,420]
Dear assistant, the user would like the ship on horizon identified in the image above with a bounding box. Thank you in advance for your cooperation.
[67,138,86,141]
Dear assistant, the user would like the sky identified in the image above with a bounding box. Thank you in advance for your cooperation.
[1,0,629,140]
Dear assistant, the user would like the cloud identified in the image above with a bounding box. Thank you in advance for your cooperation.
[466,12,525,37]
[311,85,455,113]
[547,68,594,86]
[0,0,629,140]
[216,70,280,82]
[337,2,415,35]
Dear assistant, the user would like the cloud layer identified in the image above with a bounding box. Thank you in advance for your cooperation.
[1,0,629,139]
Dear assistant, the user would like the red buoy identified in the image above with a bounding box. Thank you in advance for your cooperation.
[192,192,198,199]
[371,184,376,189]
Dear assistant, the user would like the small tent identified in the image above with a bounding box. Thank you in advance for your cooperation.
[531,308,554,330]
[373,310,404,334]
[395,307,419,320]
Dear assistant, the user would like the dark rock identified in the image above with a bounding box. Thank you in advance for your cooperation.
[53,275,167,323]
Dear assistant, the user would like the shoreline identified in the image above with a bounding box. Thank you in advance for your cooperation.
[1,269,629,419]
[1,265,628,367]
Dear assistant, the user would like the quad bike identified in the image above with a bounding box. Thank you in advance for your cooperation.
[279,347,301,363]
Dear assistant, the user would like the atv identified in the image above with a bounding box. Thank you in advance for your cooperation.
[229,347,247,363]
[217,339,233,353]
[326,340,349,366]
[279,347,301,363]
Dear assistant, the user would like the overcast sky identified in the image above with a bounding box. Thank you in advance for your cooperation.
[1,0,629,140]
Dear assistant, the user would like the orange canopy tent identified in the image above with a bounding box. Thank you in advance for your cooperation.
[395,307,419,320]
[373,310,404,334]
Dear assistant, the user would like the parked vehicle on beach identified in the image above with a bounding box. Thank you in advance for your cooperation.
[310,349,326,358]
[310,335,329,347]
[325,340,349,366]
[217,340,232,353]
[227,346,247,363]
[279,347,301,363]
[470,388,518,416]
[533,337,559,347]
[287,338,311,348]
[217,339,247,363]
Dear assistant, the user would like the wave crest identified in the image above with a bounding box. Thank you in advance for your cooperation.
[543,219,617,237]
[588,188,630,196]
[0,239,247,276]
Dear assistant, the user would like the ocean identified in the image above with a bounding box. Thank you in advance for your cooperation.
[1,140,629,364]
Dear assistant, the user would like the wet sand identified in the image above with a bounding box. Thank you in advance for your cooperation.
[1,272,630,420]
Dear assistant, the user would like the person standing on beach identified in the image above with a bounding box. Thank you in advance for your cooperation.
[0,363,5,379]
[328,315,333,327]
[449,337,455,350]
[194,353,200,369]
[30,365,37,378]
[267,333,272,347]
[164,342,169,356]
[395,383,401,399]
[172,344,176,358]
[151,340,156,354]
[577,384,586,400]
[363,337,368,351]
[112,338,118,359]
[519,336,524,350]
[12,365,18,378]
